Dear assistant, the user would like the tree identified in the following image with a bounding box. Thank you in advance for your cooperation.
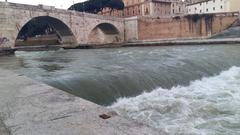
[68,2,87,12]
[105,0,124,15]
[68,0,124,14]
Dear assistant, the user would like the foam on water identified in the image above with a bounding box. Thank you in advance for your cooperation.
[111,66,240,134]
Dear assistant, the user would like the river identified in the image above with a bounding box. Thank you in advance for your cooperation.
[0,45,240,134]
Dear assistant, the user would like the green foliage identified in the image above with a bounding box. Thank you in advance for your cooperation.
[105,0,124,10]
[68,0,124,14]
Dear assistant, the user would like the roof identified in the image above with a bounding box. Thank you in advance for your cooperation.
[187,0,213,6]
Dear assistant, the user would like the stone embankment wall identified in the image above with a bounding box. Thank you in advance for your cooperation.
[125,12,240,42]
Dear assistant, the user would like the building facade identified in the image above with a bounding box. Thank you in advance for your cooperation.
[171,0,187,15]
[101,0,185,17]
[185,0,205,4]
[187,0,240,14]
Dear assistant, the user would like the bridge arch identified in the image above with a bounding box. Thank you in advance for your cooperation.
[15,16,77,46]
[88,23,121,44]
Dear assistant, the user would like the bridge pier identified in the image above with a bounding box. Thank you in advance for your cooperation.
[239,11,240,20]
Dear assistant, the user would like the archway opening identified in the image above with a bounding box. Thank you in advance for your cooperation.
[88,23,121,44]
[15,16,76,46]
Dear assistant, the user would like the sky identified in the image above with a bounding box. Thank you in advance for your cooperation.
[0,0,86,9]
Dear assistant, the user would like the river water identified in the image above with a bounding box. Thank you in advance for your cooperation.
[0,45,240,134]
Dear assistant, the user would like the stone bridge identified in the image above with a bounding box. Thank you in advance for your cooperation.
[0,2,124,48]
[1,1,240,50]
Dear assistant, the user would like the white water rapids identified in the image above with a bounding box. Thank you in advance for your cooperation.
[111,66,240,134]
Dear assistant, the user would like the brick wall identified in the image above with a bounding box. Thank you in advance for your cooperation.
[137,13,239,40]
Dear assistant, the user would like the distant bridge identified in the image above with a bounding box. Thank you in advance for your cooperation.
[0,2,124,48]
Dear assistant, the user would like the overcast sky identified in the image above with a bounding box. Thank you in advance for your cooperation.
[0,0,86,9]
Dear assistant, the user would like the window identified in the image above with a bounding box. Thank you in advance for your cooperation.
[206,8,208,12]
[145,8,149,14]
[213,7,215,10]
[220,5,223,9]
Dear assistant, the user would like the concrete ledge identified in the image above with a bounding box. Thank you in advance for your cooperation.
[0,69,161,135]
[14,45,61,51]
[0,48,16,56]
[123,38,240,47]
[63,38,240,50]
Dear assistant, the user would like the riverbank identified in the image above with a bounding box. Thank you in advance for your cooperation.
[72,38,240,49]
[0,48,16,56]
[2,38,240,53]
[123,38,240,47]
[0,69,161,135]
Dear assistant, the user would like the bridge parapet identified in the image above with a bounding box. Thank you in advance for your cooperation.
[239,11,240,19]
[82,13,124,22]
[0,2,55,11]
[0,2,124,22]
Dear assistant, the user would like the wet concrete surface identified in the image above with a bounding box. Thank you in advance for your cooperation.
[0,117,10,135]
[0,69,162,135]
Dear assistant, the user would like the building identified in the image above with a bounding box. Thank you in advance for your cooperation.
[171,0,187,15]
[101,0,185,17]
[147,0,172,17]
[187,0,240,14]
[185,0,205,4]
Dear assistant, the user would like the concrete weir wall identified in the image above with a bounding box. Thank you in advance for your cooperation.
[0,69,161,135]
[124,13,240,42]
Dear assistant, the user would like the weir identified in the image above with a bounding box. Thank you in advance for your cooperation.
[1,1,240,133]
[0,68,161,135]
[1,45,240,134]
